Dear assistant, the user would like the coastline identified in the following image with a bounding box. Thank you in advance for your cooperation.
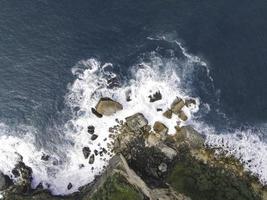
[1,96,267,200]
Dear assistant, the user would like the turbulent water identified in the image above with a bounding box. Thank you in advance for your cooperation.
[0,0,267,195]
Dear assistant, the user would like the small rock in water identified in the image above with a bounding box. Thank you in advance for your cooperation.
[185,98,196,107]
[91,134,98,141]
[87,126,95,134]
[94,150,99,156]
[41,154,50,161]
[67,183,72,190]
[91,108,103,118]
[82,147,91,159]
[79,164,85,169]
[157,108,163,112]
[149,91,162,102]
[89,154,95,164]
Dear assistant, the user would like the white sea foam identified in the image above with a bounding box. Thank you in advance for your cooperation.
[0,38,266,196]
[205,129,267,185]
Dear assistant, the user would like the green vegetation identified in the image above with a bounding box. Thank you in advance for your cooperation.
[167,156,261,200]
[92,173,144,200]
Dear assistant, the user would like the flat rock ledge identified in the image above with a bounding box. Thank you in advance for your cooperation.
[2,97,267,200]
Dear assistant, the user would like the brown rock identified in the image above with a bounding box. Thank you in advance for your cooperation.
[171,98,185,115]
[163,109,172,119]
[153,121,168,135]
[178,111,188,121]
[95,97,123,116]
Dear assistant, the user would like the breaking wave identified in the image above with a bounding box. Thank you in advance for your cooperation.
[0,36,266,195]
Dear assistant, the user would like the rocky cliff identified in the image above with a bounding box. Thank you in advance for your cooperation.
[1,97,267,200]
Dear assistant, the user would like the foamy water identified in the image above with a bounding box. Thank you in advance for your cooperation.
[0,38,266,195]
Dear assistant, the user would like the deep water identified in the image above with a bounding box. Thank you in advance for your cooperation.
[0,0,267,195]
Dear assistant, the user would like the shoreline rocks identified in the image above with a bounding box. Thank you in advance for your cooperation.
[95,97,123,116]
[2,97,267,200]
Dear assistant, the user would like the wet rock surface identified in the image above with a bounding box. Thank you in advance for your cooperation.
[2,97,267,200]
[149,91,162,102]
[95,97,123,116]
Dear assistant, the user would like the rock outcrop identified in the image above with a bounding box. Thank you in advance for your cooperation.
[95,97,123,116]
[2,97,266,200]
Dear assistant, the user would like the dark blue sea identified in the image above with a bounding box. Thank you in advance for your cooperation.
[0,0,267,195]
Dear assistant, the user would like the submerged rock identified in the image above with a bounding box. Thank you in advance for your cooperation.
[149,91,162,102]
[95,97,123,116]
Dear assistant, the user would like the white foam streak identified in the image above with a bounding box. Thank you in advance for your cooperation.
[206,130,267,184]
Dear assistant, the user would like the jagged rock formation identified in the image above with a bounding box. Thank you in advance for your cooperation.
[1,97,267,200]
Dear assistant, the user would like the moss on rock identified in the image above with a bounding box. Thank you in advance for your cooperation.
[91,173,144,200]
[167,151,261,200]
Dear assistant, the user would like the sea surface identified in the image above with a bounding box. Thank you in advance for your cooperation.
[0,0,267,195]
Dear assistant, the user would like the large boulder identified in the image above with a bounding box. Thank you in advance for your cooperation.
[171,98,185,115]
[125,113,148,132]
[174,126,205,149]
[153,121,168,136]
[95,97,123,116]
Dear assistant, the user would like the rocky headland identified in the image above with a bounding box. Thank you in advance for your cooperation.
[1,95,267,200]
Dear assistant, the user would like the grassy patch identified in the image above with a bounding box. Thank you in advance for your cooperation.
[167,156,261,200]
[92,173,144,200]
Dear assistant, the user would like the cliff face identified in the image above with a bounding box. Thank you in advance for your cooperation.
[1,97,267,200]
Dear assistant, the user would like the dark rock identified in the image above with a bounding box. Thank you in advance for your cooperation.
[89,155,95,164]
[12,169,20,178]
[91,108,103,118]
[185,98,197,107]
[157,108,163,112]
[91,134,98,141]
[87,126,95,134]
[67,183,72,190]
[0,172,7,190]
[149,91,162,102]
[79,164,85,169]
[82,147,91,159]
[95,97,123,116]
[94,150,99,156]
[41,154,50,161]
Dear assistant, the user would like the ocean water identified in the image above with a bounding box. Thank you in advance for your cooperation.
[0,0,267,195]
